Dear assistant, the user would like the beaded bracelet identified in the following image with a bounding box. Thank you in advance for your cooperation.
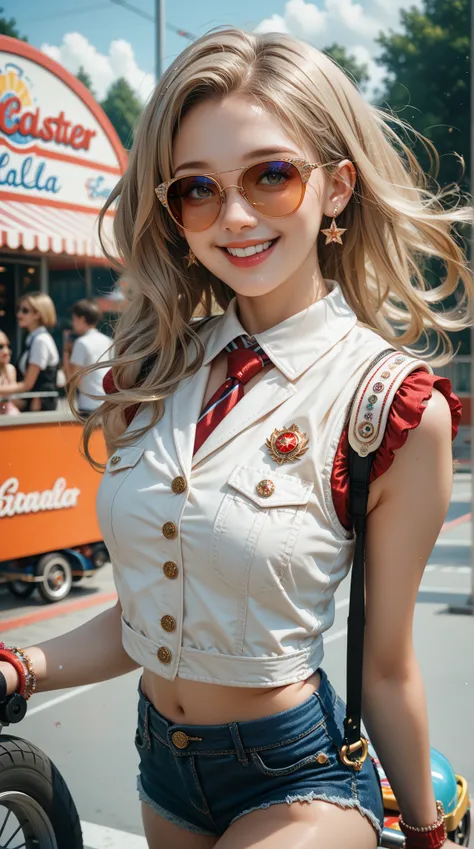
[0,648,27,697]
[11,647,37,700]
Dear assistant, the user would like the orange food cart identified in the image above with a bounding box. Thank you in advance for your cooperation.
[0,409,107,602]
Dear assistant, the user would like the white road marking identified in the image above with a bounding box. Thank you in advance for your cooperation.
[26,684,100,718]
[82,820,147,848]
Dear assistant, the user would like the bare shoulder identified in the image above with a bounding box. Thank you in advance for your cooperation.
[6,363,16,381]
[368,388,453,513]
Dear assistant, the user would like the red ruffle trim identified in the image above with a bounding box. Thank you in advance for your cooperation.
[331,371,462,531]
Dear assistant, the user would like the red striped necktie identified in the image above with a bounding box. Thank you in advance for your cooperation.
[194,336,271,455]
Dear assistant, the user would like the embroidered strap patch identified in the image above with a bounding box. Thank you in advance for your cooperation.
[348,351,432,458]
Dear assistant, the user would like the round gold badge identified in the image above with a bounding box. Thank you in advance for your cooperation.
[256,479,275,498]
[266,424,309,465]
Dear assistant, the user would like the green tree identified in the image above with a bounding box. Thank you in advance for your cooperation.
[324,43,370,91]
[76,65,95,97]
[101,78,143,148]
[0,7,27,39]
[376,0,469,190]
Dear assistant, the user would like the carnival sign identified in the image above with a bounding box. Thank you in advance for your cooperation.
[0,36,126,213]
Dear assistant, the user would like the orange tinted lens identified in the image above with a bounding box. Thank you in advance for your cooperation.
[242,161,304,217]
[167,175,221,231]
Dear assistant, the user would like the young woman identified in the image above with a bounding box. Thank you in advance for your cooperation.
[0,292,59,412]
[0,29,470,849]
[0,330,20,415]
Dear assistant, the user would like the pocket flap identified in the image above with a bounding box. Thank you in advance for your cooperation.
[106,446,144,473]
[227,465,313,508]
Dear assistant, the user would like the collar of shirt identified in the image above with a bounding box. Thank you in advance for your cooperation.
[25,325,47,346]
[202,280,358,381]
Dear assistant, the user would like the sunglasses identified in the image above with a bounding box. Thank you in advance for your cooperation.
[155,158,321,232]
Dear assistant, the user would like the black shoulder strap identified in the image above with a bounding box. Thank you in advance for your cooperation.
[343,448,373,761]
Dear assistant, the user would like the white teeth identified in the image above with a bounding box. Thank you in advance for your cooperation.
[226,240,273,257]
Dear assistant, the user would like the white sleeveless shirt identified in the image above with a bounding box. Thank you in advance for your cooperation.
[96,282,430,687]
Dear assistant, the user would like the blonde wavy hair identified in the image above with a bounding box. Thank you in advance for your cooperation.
[75,27,472,466]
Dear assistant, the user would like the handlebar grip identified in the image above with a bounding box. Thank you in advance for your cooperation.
[0,694,27,725]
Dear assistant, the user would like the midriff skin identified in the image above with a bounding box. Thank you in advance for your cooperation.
[141,669,322,725]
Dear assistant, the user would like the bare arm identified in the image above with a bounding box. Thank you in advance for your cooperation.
[362,389,453,827]
[0,363,41,395]
[1,600,140,696]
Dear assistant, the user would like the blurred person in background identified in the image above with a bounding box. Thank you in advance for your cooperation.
[0,330,20,415]
[0,293,59,412]
[62,299,111,416]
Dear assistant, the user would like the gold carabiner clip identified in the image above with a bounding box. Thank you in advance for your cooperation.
[339,736,369,772]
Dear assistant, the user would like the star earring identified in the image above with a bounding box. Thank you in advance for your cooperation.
[321,206,347,245]
[184,248,199,267]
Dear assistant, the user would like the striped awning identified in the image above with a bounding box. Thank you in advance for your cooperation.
[0,200,116,258]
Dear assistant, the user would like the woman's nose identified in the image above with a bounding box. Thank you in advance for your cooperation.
[218,186,258,232]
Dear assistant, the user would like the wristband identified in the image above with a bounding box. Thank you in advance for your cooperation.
[11,647,36,700]
[0,649,26,696]
[399,802,447,849]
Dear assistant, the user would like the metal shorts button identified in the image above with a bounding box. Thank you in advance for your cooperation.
[157,646,172,664]
[171,476,187,494]
[161,615,176,632]
[162,521,177,540]
[171,730,203,749]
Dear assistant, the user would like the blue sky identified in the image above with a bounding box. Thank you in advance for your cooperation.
[6,0,419,101]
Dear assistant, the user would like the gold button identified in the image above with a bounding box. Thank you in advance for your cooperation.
[163,561,179,579]
[110,456,121,466]
[162,521,177,540]
[161,615,176,632]
[157,646,172,664]
[316,753,329,765]
[171,476,187,494]
[171,731,190,749]
[256,479,275,498]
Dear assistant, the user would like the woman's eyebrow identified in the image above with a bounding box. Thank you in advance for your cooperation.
[174,147,302,173]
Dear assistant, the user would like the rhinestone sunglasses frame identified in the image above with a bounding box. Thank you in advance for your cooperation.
[154,158,321,230]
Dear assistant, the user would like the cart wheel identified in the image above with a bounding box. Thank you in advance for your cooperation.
[448,808,471,845]
[91,543,109,569]
[0,734,83,848]
[7,581,36,599]
[36,553,72,604]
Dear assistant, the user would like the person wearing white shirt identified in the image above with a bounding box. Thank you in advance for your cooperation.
[63,299,112,414]
[1,292,59,412]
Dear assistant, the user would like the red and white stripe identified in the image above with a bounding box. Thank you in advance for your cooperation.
[0,200,116,258]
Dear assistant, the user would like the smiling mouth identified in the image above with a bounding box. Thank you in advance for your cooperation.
[220,238,279,257]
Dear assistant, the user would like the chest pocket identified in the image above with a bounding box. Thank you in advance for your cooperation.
[211,465,313,596]
[97,446,145,556]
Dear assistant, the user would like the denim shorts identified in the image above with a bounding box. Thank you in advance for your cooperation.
[135,668,385,839]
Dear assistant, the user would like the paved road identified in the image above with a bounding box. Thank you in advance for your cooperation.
[0,474,472,848]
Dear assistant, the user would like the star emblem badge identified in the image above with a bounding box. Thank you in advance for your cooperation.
[266,424,309,465]
[321,218,347,245]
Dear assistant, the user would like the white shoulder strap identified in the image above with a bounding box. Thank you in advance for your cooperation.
[348,350,433,457]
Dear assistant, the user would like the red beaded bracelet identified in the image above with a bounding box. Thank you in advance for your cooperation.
[0,648,26,696]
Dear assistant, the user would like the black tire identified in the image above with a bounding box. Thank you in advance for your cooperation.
[0,735,83,848]
[91,543,109,569]
[36,553,72,604]
[448,808,471,845]
[7,581,36,599]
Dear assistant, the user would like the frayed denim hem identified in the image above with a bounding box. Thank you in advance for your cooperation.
[136,775,216,837]
[229,792,383,839]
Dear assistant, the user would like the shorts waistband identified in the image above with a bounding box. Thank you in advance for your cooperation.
[137,668,337,755]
